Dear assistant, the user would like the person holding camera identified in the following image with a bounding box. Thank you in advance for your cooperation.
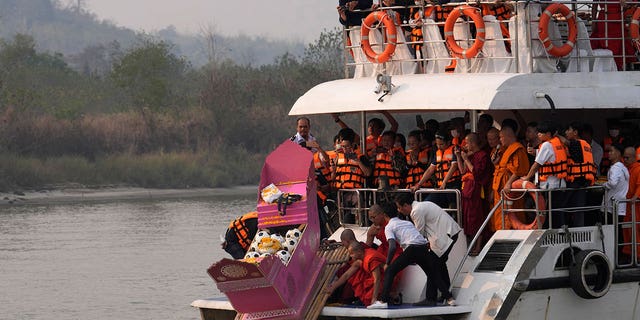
[331,130,372,190]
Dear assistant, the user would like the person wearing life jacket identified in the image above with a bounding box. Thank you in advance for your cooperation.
[332,129,372,190]
[222,211,259,259]
[410,129,461,209]
[480,2,512,50]
[520,121,568,228]
[580,123,603,177]
[602,121,625,176]
[406,130,434,189]
[366,112,399,158]
[564,122,596,227]
[373,131,406,188]
[590,0,637,70]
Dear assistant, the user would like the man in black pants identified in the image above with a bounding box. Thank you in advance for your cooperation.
[395,193,459,306]
[367,203,449,309]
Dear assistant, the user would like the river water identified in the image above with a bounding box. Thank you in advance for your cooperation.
[0,192,255,320]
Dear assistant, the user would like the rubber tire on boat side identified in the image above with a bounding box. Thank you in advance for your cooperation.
[569,249,613,299]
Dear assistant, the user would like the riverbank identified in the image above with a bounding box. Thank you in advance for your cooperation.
[0,185,257,206]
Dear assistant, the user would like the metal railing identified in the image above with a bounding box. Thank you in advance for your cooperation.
[613,198,639,268]
[341,0,640,77]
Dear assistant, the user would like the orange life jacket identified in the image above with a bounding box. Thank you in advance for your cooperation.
[313,151,331,184]
[408,7,436,52]
[406,147,432,188]
[435,145,461,187]
[366,135,382,157]
[374,148,405,187]
[228,211,259,251]
[434,5,454,21]
[566,139,596,184]
[539,137,568,181]
[636,146,640,162]
[333,151,367,189]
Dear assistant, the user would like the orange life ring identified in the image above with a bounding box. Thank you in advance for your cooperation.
[443,5,486,59]
[630,8,640,51]
[361,11,397,63]
[538,3,578,57]
[507,180,546,230]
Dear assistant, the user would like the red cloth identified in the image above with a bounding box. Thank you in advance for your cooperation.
[623,162,640,256]
[590,3,637,70]
[347,248,385,305]
[461,149,493,237]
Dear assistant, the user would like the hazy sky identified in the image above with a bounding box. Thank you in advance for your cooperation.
[80,0,338,42]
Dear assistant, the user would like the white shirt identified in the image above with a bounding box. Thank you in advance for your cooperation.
[602,161,629,216]
[410,201,462,257]
[384,217,427,250]
[535,140,566,189]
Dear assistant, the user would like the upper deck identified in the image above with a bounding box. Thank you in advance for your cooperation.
[290,0,640,115]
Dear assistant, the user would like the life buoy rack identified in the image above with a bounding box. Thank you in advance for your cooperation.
[444,5,486,59]
[538,3,578,57]
[569,249,612,299]
[507,180,546,230]
[361,11,397,63]
[630,8,640,51]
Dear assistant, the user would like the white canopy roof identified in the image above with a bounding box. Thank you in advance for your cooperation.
[289,72,640,115]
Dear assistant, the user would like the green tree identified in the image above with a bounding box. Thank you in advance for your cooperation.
[110,37,191,112]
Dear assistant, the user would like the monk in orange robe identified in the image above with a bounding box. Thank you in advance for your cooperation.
[325,241,385,306]
[622,147,640,258]
[491,127,530,231]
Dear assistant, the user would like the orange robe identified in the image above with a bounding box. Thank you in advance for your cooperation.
[491,142,530,231]
[623,162,640,257]
[347,248,385,305]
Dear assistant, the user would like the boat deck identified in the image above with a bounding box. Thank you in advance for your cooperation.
[192,297,471,319]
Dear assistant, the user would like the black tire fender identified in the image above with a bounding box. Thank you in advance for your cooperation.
[569,249,612,299]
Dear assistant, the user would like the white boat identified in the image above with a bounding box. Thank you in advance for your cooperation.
[193,0,640,318]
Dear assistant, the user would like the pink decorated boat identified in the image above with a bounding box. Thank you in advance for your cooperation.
[206,141,325,319]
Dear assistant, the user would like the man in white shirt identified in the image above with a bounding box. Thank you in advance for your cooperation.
[290,117,316,150]
[602,143,629,217]
[367,203,440,309]
[521,121,568,228]
[395,193,459,306]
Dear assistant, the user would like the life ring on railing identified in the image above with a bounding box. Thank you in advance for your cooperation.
[630,8,640,51]
[444,5,486,59]
[538,3,578,57]
[569,249,612,299]
[361,11,397,63]
[507,180,546,230]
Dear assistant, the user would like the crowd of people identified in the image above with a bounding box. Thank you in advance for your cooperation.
[292,112,640,255]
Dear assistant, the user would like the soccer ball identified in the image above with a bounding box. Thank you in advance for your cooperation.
[270,233,285,244]
[248,241,259,252]
[244,251,260,259]
[260,252,272,258]
[282,238,298,253]
[254,230,270,243]
[286,229,301,240]
[276,250,291,264]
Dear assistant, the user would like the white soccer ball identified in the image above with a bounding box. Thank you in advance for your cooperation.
[270,233,285,244]
[254,230,270,243]
[282,238,298,253]
[260,252,272,258]
[286,229,302,240]
[248,241,259,252]
[244,251,260,259]
[276,250,291,264]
